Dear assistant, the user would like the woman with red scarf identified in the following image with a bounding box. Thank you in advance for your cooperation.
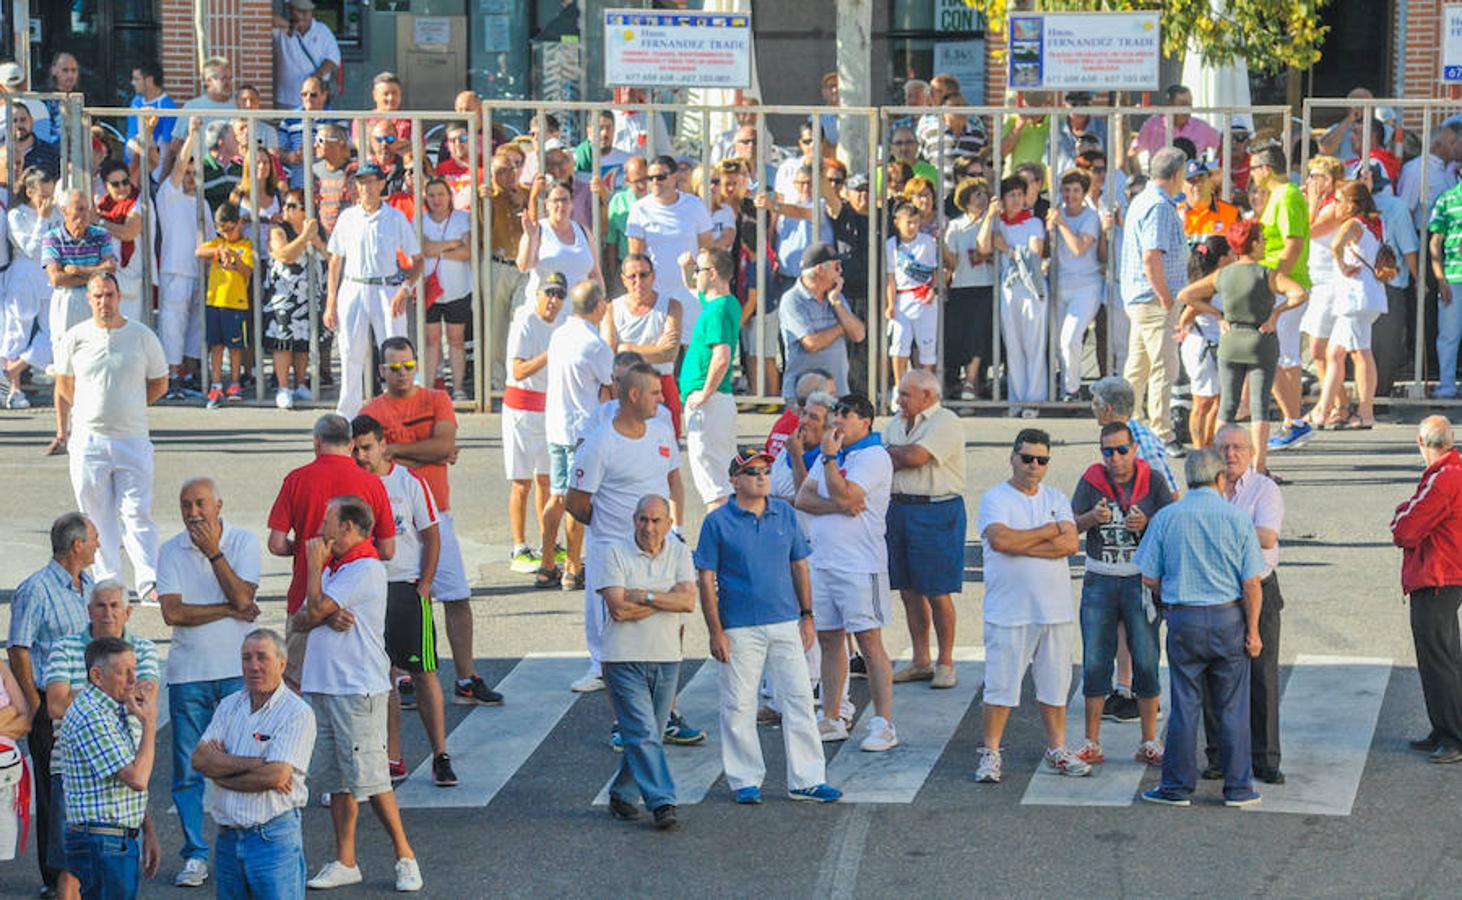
[94,160,143,323]
[1316,180,1390,429]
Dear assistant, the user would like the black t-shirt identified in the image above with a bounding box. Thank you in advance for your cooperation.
[1071,463,1175,575]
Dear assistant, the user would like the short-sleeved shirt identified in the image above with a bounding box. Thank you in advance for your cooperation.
[1228,471,1283,578]
[7,561,91,686]
[1002,115,1051,169]
[946,213,996,288]
[156,179,216,276]
[1428,181,1462,283]
[887,233,938,292]
[1135,487,1266,605]
[1120,182,1188,306]
[1259,180,1311,289]
[201,686,316,827]
[44,628,161,697]
[274,20,343,108]
[779,280,848,401]
[1070,463,1175,577]
[360,388,457,511]
[313,161,353,235]
[267,454,396,614]
[199,237,255,310]
[59,685,147,827]
[55,321,168,441]
[544,317,614,447]
[1128,418,1179,495]
[505,307,558,395]
[693,499,810,629]
[377,464,439,584]
[125,92,179,152]
[1053,205,1103,290]
[805,442,893,574]
[1375,190,1419,289]
[155,525,261,684]
[573,418,680,548]
[626,192,713,332]
[202,155,244,213]
[41,224,115,274]
[678,293,740,396]
[977,481,1077,626]
[302,551,391,696]
[1183,198,1240,241]
[327,203,420,279]
[885,404,966,496]
[605,187,640,259]
[1134,115,1222,157]
[599,538,696,663]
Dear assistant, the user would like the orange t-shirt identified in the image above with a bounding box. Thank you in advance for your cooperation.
[1183,199,1240,240]
[361,388,457,511]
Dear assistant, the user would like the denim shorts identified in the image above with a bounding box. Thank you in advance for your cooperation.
[548,443,575,496]
[886,497,967,596]
[1079,571,1161,698]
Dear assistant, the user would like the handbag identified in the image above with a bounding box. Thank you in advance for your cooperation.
[423,271,444,308]
[0,742,23,789]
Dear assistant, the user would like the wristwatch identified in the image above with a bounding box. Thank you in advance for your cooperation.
[799,609,814,619]
[644,591,656,606]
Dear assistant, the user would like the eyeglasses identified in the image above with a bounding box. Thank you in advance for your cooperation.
[623,270,652,279]
[106,178,129,188]
[1018,453,1051,466]
[647,172,670,182]
[891,139,917,147]
[383,360,417,372]
[1101,444,1132,458]
[1232,134,1250,143]
[373,135,396,144]
[737,466,771,477]
[449,134,468,143]
[799,137,814,145]
[710,179,721,186]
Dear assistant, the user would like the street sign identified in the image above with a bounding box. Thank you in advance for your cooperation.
[1006,11,1160,92]
[1443,5,1462,83]
[603,9,752,89]
[936,0,979,34]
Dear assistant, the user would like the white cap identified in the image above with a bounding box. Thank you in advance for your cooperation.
[542,137,566,152]
[0,62,25,88]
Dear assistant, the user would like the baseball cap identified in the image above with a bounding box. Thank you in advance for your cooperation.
[846,173,870,191]
[801,241,841,269]
[355,162,385,181]
[728,447,776,476]
[540,271,568,295]
[542,138,566,153]
[1184,159,1213,181]
[0,62,24,88]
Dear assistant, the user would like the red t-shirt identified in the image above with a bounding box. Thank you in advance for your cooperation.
[765,409,800,458]
[361,388,457,511]
[96,192,139,267]
[267,454,396,613]
[433,157,481,212]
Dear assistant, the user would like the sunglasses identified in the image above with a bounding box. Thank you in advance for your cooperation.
[373,135,396,144]
[737,466,770,477]
[300,90,321,98]
[1232,134,1250,143]
[833,402,868,417]
[1019,453,1051,466]
[544,289,566,299]
[828,177,846,186]
[1101,444,1132,458]
[647,172,670,182]
[693,266,716,274]
[383,360,417,372]
[449,134,468,142]
[735,136,756,144]
[623,270,652,279]
[891,139,917,147]
[106,178,129,187]
[799,137,814,145]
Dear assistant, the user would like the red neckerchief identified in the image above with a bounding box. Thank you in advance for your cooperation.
[1360,214,1384,241]
[1079,458,1152,513]
[326,540,379,575]
[1000,210,1034,226]
[97,192,139,267]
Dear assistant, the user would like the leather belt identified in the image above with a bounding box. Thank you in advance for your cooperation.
[891,493,960,505]
[1169,600,1239,610]
[347,276,388,285]
[70,823,139,839]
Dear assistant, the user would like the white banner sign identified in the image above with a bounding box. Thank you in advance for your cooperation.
[603,9,752,89]
[1444,4,1462,83]
[1006,11,1160,92]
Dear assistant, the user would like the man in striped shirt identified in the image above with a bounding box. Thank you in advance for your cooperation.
[192,629,316,900]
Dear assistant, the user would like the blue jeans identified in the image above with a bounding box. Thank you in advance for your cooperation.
[170,676,244,861]
[64,827,140,900]
[1161,604,1256,802]
[215,810,306,900]
[1438,283,1462,396]
[602,661,679,810]
[1079,573,1161,698]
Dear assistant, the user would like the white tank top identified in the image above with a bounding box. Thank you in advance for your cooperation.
[524,219,594,323]
[1340,225,1387,315]
[1308,201,1338,284]
[612,294,673,374]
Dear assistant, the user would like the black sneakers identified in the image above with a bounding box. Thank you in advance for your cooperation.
[608,797,641,821]
[652,804,679,831]
[454,676,504,706]
[1101,691,1139,723]
[432,753,459,787]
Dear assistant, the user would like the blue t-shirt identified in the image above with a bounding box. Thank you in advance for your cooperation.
[125,93,179,155]
[693,498,810,629]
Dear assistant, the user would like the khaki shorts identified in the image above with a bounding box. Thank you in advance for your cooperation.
[307,692,391,799]
[283,619,310,693]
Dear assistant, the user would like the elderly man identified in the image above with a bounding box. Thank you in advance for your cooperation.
[1200,424,1286,784]
[1071,421,1174,766]
[766,369,837,459]
[884,371,967,689]
[272,0,341,109]
[199,120,243,212]
[325,162,423,417]
[1119,146,1190,458]
[1131,84,1222,162]
[191,629,316,899]
[696,448,842,805]
[975,428,1088,784]
[679,248,741,511]
[55,274,168,603]
[7,512,95,895]
[598,494,697,830]
[779,242,867,403]
[43,189,117,350]
[1391,416,1462,763]
[294,497,422,892]
[155,477,261,887]
[58,637,160,900]
[312,123,355,235]
[1137,448,1266,808]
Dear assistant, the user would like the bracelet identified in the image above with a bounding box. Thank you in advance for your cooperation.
[208,552,224,564]
[799,608,814,618]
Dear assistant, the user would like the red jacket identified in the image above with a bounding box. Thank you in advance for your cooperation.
[1390,448,1462,593]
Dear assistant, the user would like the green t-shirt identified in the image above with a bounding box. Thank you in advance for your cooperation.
[1259,180,1311,289]
[876,160,939,196]
[1002,114,1051,171]
[605,188,637,258]
[1427,182,1462,282]
[679,293,740,396]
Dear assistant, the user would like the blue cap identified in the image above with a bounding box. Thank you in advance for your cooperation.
[1184,159,1213,180]
[355,162,386,181]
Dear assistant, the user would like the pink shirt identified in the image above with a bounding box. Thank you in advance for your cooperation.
[1135,115,1222,157]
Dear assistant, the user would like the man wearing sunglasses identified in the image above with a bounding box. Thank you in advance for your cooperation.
[366,120,408,196]
[975,428,1088,784]
[280,75,346,190]
[1070,421,1174,768]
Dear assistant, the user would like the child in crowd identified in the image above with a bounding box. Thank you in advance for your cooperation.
[884,200,939,406]
[197,203,254,408]
[943,177,996,400]
[1177,235,1229,448]
[980,175,1047,414]
[1049,169,1104,401]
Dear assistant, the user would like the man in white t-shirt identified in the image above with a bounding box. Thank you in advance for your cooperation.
[350,415,456,790]
[54,274,169,600]
[610,88,674,158]
[544,281,614,593]
[325,162,423,417]
[272,0,342,109]
[794,393,898,753]
[626,156,714,342]
[157,118,216,396]
[155,477,261,888]
[293,496,422,893]
[567,363,685,697]
[974,428,1090,785]
[504,275,566,578]
[179,57,236,124]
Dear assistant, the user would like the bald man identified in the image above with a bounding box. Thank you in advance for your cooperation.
[1391,416,1462,763]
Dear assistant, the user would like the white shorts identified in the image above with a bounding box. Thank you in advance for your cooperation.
[686,391,737,505]
[1299,281,1336,341]
[1329,311,1380,352]
[1180,332,1220,397]
[503,406,549,481]
[982,621,1075,708]
[811,567,892,633]
[1275,294,1304,368]
[887,296,938,363]
[434,512,471,601]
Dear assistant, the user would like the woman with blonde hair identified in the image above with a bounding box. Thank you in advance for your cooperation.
[1299,154,1347,424]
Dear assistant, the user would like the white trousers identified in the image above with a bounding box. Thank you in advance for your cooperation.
[1106,287,1130,374]
[1058,284,1103,396]
[69,431,159,593]
[48,287,89,364]
[720,621,827,791]
[1001,287,1048,403]
[158,274,204,366]
[686,391,738,506]
[335,280,406,418]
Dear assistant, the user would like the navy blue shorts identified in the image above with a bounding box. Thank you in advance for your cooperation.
[206,306,249,349]
[886,496,967,596]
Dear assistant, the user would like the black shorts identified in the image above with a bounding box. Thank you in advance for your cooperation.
[385,580,439,673]
[426,295,472,325]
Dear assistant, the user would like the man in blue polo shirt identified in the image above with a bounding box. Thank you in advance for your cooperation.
[694,448,842,806]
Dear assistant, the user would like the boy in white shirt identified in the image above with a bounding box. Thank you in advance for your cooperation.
[884,203,939,410]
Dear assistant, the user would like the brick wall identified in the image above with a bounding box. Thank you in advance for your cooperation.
[1394,0,1462,128]
[984,22,1006,106]
[160,0,275,106]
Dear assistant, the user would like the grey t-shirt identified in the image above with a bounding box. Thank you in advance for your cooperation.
[778,279,848,401]
[598,537,695,663]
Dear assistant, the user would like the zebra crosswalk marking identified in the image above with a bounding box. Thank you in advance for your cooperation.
[593,659,724,806]
[395,655,586,809]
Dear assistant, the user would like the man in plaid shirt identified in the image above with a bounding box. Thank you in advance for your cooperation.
[58,636,160,900]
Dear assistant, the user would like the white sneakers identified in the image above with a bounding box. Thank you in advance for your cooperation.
[1043,746,1094,777]
[859,716,899,752]
[173,858,208,887]
[818,716,850,742]
[975,747,1002,783]
[570,670,606,693]
[307,859,422,892]
[275,387,294,410]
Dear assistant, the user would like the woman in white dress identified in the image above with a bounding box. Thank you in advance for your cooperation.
[1318,180,1390,429]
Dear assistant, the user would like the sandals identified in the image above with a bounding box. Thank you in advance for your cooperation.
[44,435,66,456]
[533,566,562,589]
[1341,415,1375,430]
